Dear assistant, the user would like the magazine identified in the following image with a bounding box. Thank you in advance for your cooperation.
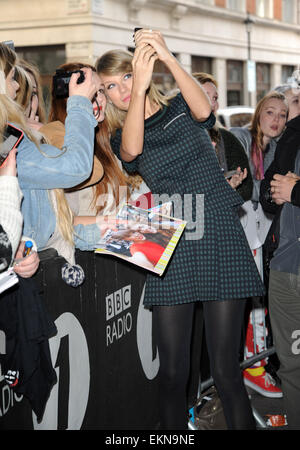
[95,203,186,276]
[0,267,18,294]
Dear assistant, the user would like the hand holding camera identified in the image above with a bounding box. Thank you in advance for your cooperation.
[53,67,101,101]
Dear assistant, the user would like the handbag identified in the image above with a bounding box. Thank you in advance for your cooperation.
[193,386,227,430]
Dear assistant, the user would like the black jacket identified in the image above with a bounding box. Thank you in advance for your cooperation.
[0,277,57,421]
[219,127,253,201]
[260,115,300,261]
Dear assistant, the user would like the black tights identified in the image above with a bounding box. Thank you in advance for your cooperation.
[152,300,256,430]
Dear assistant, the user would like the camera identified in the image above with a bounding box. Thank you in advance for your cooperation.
[53,69,85,98]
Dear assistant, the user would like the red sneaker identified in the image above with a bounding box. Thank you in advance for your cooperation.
[243,369,283,398]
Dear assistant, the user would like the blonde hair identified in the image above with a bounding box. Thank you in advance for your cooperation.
[95,49,173,135]
[249,90,288,180]
[0,43,39,147]
[192,72,218,88]
[18,58,47,124]
[0,43,73,246]
[14,65,34,114]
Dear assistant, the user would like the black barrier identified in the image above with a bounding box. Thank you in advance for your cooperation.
[0,250,161,430]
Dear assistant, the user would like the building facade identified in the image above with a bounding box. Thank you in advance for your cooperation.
[1,0,300,107]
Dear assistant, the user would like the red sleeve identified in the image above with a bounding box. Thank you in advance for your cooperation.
[130,240,165,265]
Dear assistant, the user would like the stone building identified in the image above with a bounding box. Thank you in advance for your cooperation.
[0,0,300,107]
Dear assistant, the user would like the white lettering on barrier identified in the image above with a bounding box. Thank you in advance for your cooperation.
[106,285,133,346]
[32,312,90,430]
[136,284,159,380]
[0,329,24,417]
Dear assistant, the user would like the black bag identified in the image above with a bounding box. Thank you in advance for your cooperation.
[193,386,227,430]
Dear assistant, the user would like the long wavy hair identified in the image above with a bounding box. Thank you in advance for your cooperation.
[249,91,288,180]
[95,49,173,136]
[0,43,39,147]
[18,58,47,123]
[48,62,129,236]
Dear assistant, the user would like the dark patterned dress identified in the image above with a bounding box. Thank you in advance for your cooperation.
[111,93,264,306]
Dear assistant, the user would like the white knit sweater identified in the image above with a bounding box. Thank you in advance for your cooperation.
[0,175,23,261]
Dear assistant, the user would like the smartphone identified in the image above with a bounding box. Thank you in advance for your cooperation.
[0,124,24,166]
[224,169,238,179]
[133,27,142,45]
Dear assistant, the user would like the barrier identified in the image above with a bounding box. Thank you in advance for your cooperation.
[0,250,160,430]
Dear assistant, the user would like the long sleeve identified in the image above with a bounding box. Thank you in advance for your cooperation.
[73,223,101,251]
[17,96,98,190]
[220,128,253,201]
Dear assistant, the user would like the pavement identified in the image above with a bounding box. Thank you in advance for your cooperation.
[189,354,289,431]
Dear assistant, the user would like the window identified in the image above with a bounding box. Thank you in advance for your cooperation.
[282,0,296,23]
[256,63,271,101]
[282,65,296,83]
[227,60,244,106]
[128,47,177,93]
[227,0,245,12]
[16,45,66,112]
[195,0,214,4]
[256,0,273,19]
[191,56,212,74]
[152,60,176,93]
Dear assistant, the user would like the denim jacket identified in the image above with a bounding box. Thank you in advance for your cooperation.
[16,95,97,250]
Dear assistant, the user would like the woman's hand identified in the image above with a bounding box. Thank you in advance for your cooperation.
[26,93,43,130]
[132,40,158,94]
[69,68,101,101]
[134,29,174,64]
[0,147,17,176]
[227,167,247,189]
[13,241,40,278]
[270,171,300,204]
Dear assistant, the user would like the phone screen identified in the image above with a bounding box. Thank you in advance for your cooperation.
[0,124,24,165]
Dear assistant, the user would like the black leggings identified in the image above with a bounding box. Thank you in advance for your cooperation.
[152,299,256,430]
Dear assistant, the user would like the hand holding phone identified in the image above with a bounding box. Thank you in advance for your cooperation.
[0,124,24,167]
[0,147,17,176]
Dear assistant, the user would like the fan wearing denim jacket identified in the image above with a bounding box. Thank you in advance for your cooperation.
[0,42,101,251]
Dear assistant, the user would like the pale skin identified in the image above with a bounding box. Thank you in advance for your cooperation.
[270,171,300,204]
[100,29,212,162]
[201,80,247,190]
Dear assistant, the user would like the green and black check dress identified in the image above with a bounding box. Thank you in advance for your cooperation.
[111,93,264,306]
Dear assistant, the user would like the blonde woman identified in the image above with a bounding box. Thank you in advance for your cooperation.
[96,30,264,430]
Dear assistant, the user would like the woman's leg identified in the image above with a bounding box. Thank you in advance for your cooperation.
[152,303,195,430]
[203,299,256,430]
